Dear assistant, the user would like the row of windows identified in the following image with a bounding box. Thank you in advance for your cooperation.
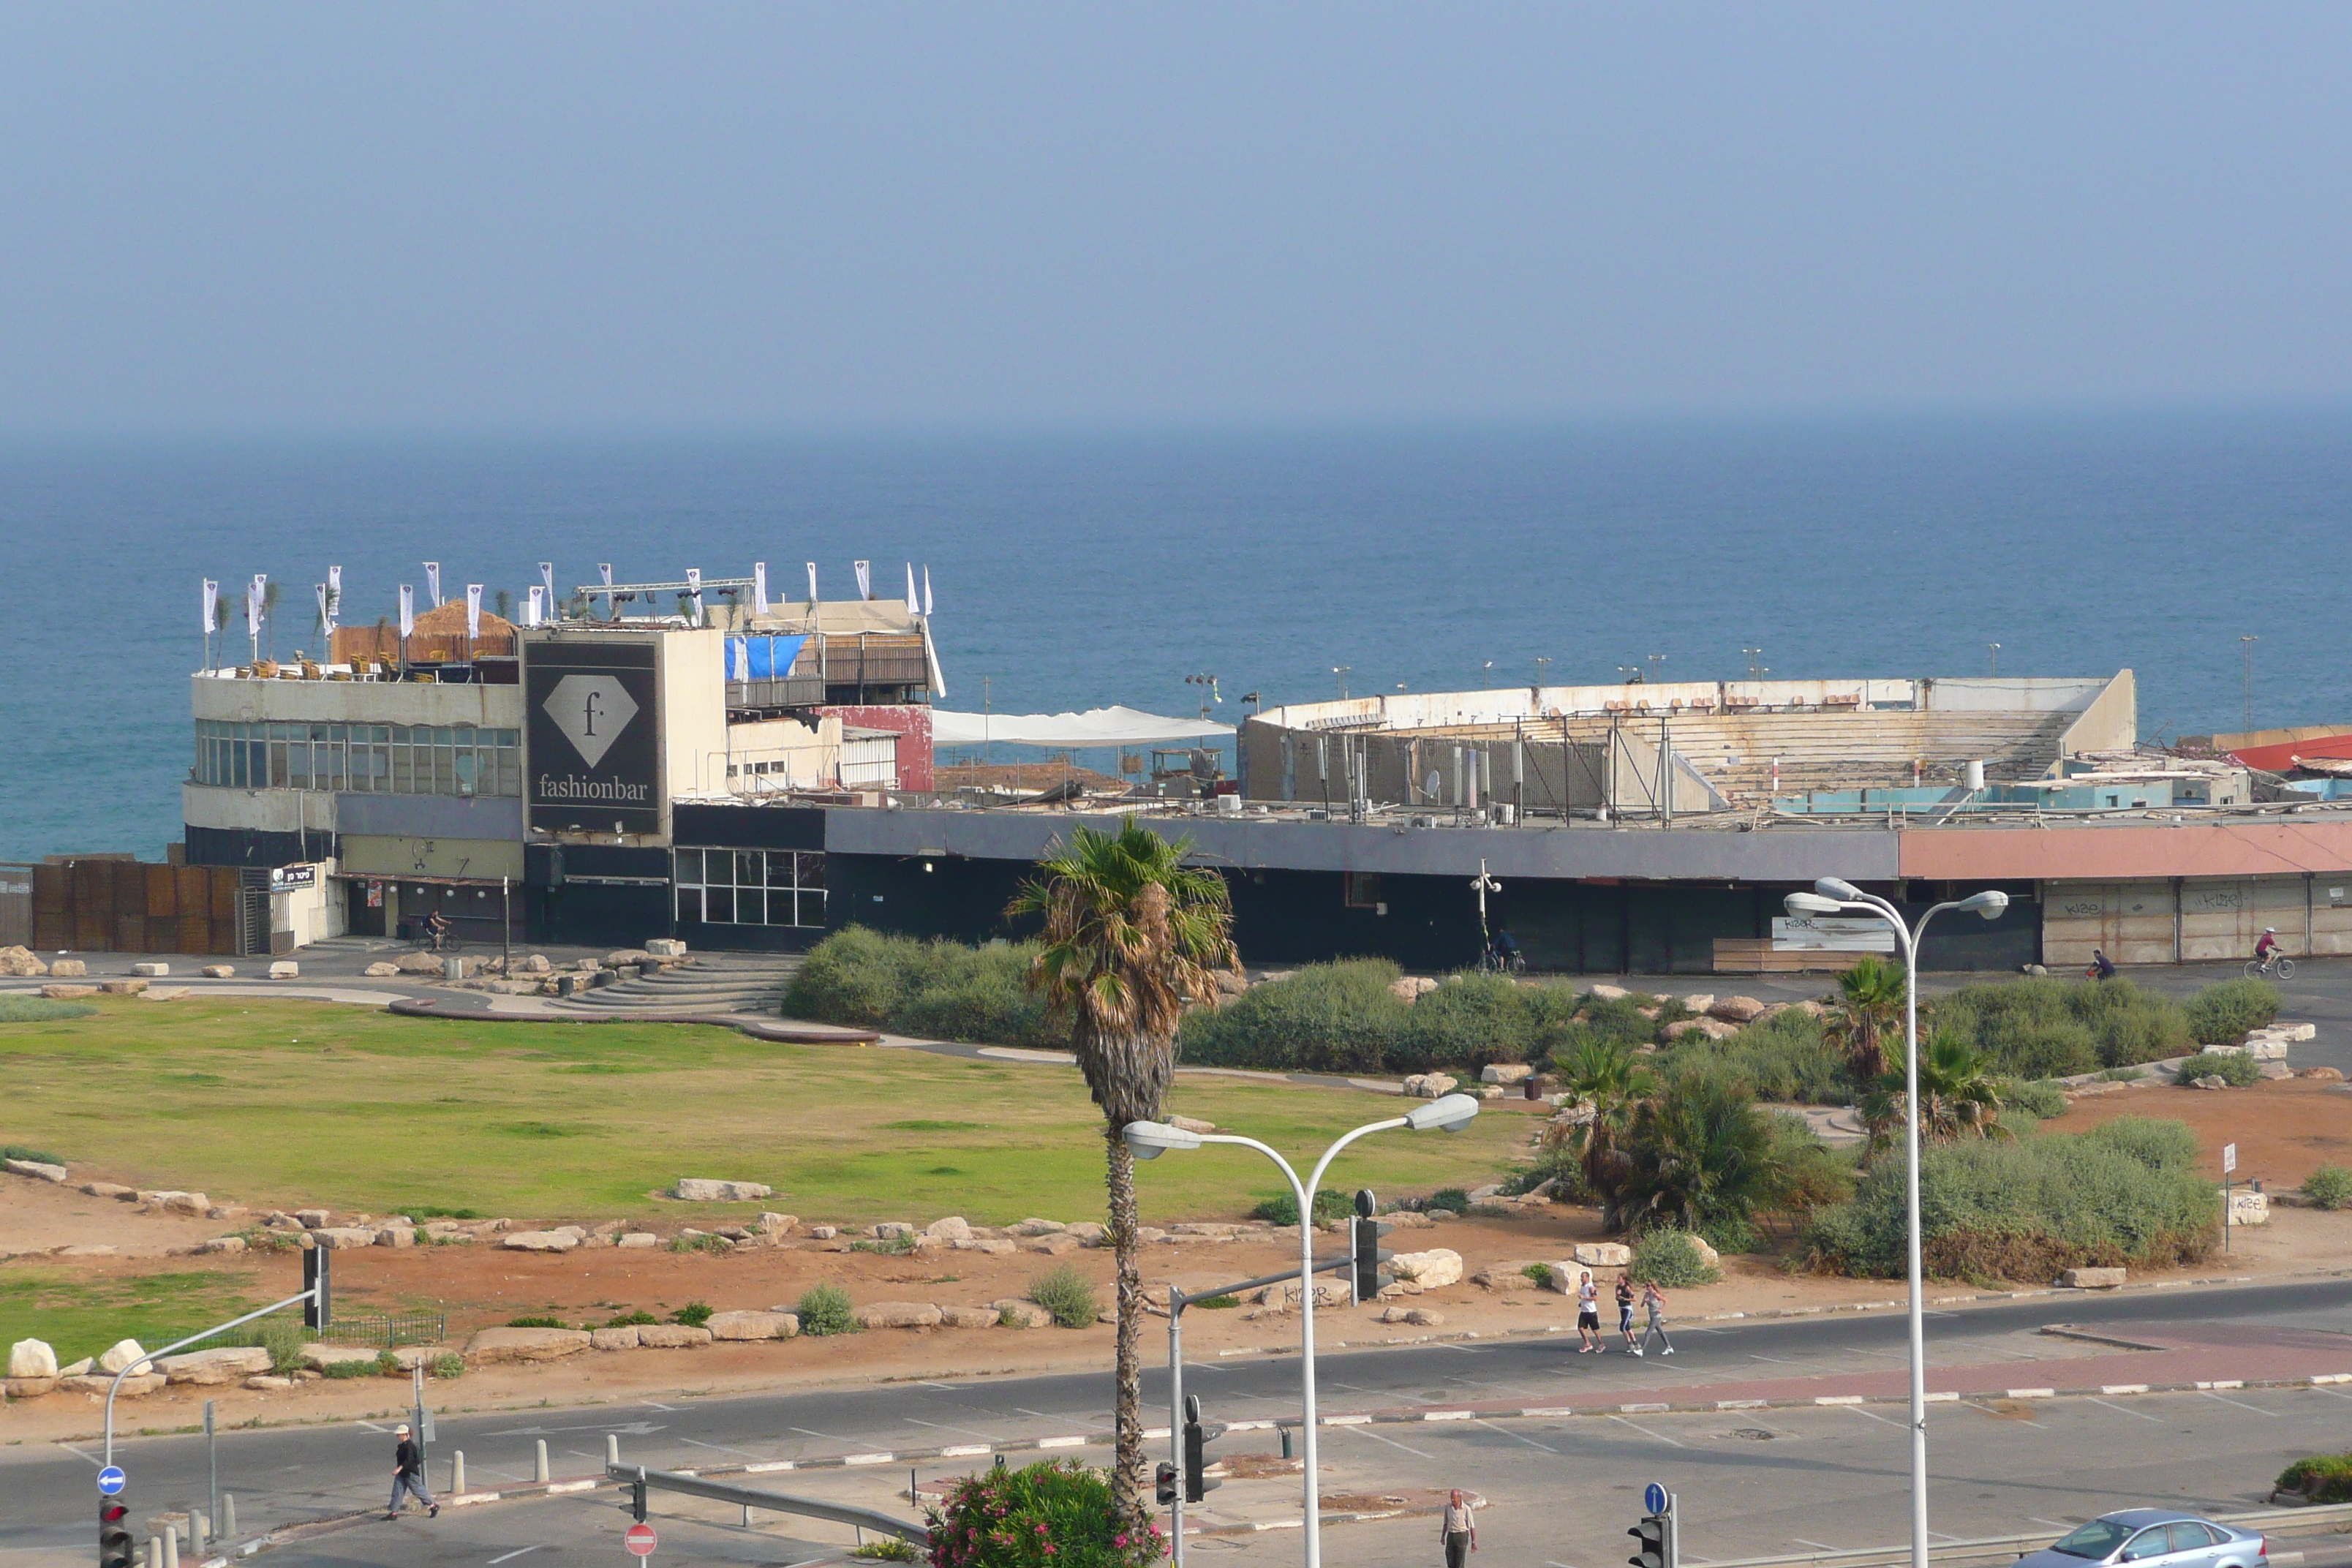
[195,720,521,797]
[675,847,827,929]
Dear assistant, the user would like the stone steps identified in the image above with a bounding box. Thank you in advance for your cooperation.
[553,955,802,1017]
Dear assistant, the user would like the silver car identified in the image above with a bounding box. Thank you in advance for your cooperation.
[2017,1510,2268,1568]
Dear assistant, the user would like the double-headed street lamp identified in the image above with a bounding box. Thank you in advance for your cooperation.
[1783,878,2008,1568]
[1125,1093,1482,1568]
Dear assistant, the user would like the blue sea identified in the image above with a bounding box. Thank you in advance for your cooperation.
[4,411,2348,865]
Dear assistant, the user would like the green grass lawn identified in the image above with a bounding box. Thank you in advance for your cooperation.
[0,1267,265,1368]
[0,998,1527,1226]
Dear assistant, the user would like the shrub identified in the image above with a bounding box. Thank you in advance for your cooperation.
[1521,1263,1555,1289]
[1425,1187,1471,1215]
[668,1232,730,1254]
[505,1315,567,1329]
[254,1319,309,1374]
[428,1353,465,1379]
[2174,1052,2261,1088]
[1608,1070,1779,1237]
[1628,1229,1721,1287]
[1179,960,1406,1074]
[924,1458,1161,1568]
[2185,977,2281,1044]
[1028,1265,1100,1329]
[783,928,1070,1049]
[1798,1116,2217,1281]
[797,1284,858,1336]
[374,1350,400,1376]
[1758,1111,1855,1220]
[1662,1010,1855,1105]
[1928,976,2196,1077]
[670,1301,713,1328]
[1391,973,1535,1074]
[2277,1453,2352,1503]
[851,1539,919,1561]
[2306,1165,2352,1210]
[0,997,96,1023]
[604,1309,659,1327]
[1250,1188,1351,1226]
[2000,1079,2070,1120]
[322,1358,378,1379]
[0,1142,66,1164]
[1191,1294,1240,1310]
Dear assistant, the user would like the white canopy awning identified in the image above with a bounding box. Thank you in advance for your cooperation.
[932,705,1235,749]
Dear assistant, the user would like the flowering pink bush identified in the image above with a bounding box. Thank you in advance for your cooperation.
[927,1460,1165,1568]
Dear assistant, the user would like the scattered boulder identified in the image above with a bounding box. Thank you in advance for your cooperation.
[54,1244,115,1257]
[991,1300,1052,1328]
[66,1373,162,1397]
[83,1182,135,1199]
[40,984,97,999]
[1588,984,1629,1001]
[2059,1267,2127,1289]
[1667,1018,1740,1041]
[394,951,443,976]
[706,1311,798,1341]
[1255,1280,1347,1310]
[5,1377,59,1398]
[1012,1218,1066,1236]
[955,1238,1017,1255]
[194,1237,247,1256]
[374,1226,415,1248]
[0,946,50,976]
[464,1327,592,1364]
[8,1339,58,1379]
[938,1305,1000,1330]
[674,1177,772,1202]
[2192,1075,2229,1090]
[2299,1066,2346,1082]
[1390,975,1440,1004]
[361,961,400,978]
[1480,1063,1536,1086]
[312,1227,378,1250]
[158,1346,273,1386]
[5,1158,68,1183]
[590,1326,640,1351]
[646,938,686,957]
[296,1209,331,1229]
[202,965,235,979]
[2229,1190,2271,1227]
[617,1233,658,1249]
[1063,1222,1107,1246]
[637,1324,713,1349]
[267,961,298,979]
[244,1375,293,1390]
[754,1212,798,1237]
[97,1340,151,1376]
[1572,1242,1633,1267]
[922,1216,972,1244]
[1678,992,1716,1012]
[515,953,553,974]
[139,985,190,1000]
[57,1357,91,1377]
[1401,1073,1460,1099]
[49,959,87,977]
[1025,1233,1083,1256]
[1688,1235,1722,1269]
[300,1344,381,1371]
[502,1230,580,1253]
[130,962,170,977]
[1708,995,1767,1024]
[1388,1248,1465,1290]
[854,1301,944,1330]
[1379,1306,1445,1326]
[146,1191,211,1215]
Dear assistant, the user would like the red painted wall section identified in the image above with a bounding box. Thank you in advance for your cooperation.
[1900,821,2352,881]
[820,705,935,791]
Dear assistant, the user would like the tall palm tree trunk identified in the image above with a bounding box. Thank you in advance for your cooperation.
[1104,1129,1148,1529]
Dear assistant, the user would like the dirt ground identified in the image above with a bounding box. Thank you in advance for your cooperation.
[2040,1075,2352,1188]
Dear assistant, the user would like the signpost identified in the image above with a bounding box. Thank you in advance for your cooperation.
[2223,1142,2239,1253]
[625,1522,658,1557]
[97,1466,126,1496]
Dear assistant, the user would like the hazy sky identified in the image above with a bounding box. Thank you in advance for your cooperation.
[5,4,2350,434]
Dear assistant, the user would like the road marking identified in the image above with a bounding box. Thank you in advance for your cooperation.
[1847,1348,1904,1359]
[1474,1419,1557,1452]
[1842,1406,1907,1431]
[2199,1391,2278,1417]
[2029,1520,2077,1531]
[905,1417,1002,1442]
[355,1420,392,1433]
[791,1426,852,1441]
[1748,1354,1797,1365]
[1793,1539,1841,1551]
[1335,1424,1434,1460]
[1606,1415,1685,1449]
[1433,1343,1488,1354]
[53,1444,99,1466]
[680,1436,772,1460]
[641,1401,677,1412]
[1965,1401,2045,1430]
[919,1382,959,1390]
[2087,1398,2163,1423]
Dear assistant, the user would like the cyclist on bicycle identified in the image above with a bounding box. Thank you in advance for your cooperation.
[425,910,453,952]
[1488,928,1523,971]
[2089,949,2117,981]
[2255,928,2280,965]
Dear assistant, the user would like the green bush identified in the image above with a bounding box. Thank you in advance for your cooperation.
[924,1458,1162,1568]
[1758,1111,1856,1219]
[1628,1229,1722,1286]
[2185,977,2281,1045]
[850,1539,919,1561]
[1191,1294,1240,1310]
[1178,960,1406,1073]
[1799,1116,2217,1281]
[668,1232,730,1254]
[1929,977,2193,1077]
[0,1142,66,1164]
[1662,1010,1855,1104]
[2305,1166,2352,1210]
[322,1357,378,1379]
[254,1319,309,1374]
[1249,1188,1351,1226]
[603,1309,659,1328]
[1608,1070,1782,1238]
[1391,973,1536,1073]
[782,928,1071,1049]
[1999,1079,2070,1120]
[1425,1187,1471,1215]
[670,1301,713,1328]
[505,1315,567,1328]
[2277,1454,2352,1503]
[2175,1052,2261,1088]
[797,1283,858,1336]
[1521,1263,1555,1289]
[0,997,96,1023]
[1027,1265,1100,1329]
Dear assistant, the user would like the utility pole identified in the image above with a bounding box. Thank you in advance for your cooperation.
[1481,660,1493,690]
[1742,647,1762,681]
[1333,666,1351,700]
[2241,636,2258,733]
[1987,643,2000,676]
[1534,655,1550,689]
[1647,653,1667,685]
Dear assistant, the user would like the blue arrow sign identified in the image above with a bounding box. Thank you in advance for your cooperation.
[1643,1482,1667,1515]
[97,1466,126,1496]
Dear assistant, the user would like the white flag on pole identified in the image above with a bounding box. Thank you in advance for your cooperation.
[399,584,415,638]
[922,566,933,617]
[853,559,871,599]
[326,565,342,618]
[314,583,332,640]
[202,579,219,635]
[424,561,442,606]
[753,562,769,616]
[249,573,268,635]
[538,562,555,606]
[525,585,546,627]
[464,584,483,640]
[905,562,919,614]
[805,562,818,603]
[685,568,703,622]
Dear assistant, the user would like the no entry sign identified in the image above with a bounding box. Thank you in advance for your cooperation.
[624,1522,658,1557]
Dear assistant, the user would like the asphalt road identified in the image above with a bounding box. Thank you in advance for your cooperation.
[12,1275,2352,1565]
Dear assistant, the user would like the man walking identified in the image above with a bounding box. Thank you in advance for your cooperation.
[1440,1488,1477,1568]
[1637,1281,1676,1357]
[387,1423,437,1520]
[1575,1270,1604,1352]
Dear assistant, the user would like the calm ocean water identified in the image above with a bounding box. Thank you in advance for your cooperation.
[3,412,2347,865]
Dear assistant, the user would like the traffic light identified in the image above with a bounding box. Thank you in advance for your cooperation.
[1156,1463,1179,1507]
[303,1244,333,1330]
[1182,1395,1221,1503]
[1349,1188,1393,1304]
[1629,1512,1670,1568]
[98,1498,135,1568]
[629,1468,649,1523]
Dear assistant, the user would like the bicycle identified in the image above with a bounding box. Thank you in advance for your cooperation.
[2245,954,2296,980]
[1478,946,1527,976]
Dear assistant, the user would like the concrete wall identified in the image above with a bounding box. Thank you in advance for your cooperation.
[658,628,729,817]
[339,834,524,881]
[191,672,523,728]
[2040,872,2349,966]
[271,859,344,949]
[2052,669,2138,759]
[1902,819,2352,881]
[184,783,336,837]
[335,792,524,840]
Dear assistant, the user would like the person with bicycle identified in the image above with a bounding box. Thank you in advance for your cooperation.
[424,909,453,953]
[2255,928,2280,967]
[2088,949,2117,981]
[1488,927,1523,973]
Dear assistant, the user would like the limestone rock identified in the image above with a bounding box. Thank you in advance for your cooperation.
[854,1301,943,1330]
[1012,1218,1066,1236]
[1390,976,1440,1004]
[41,984,97,998]
[2299,1066,2345,1082]
[501,1230,579,1252]
[706,1311,797,1341]
[1708,995,1767,1024]
[1387,1248,1464,1289]
[5,1377,58,1398]
[194,1237,247,1256]
[203,965,235,979]
[2193,1075,2228,1090]
[5,1158,68,1183]
[991,1300,1052,1328]
[83,1182,135,1199]
[617,1233,657,1249]
[149,1191,211,1215]
[1572,1242,1633,1267]
[636,1324,713,1349]
[313,1226,378,1250]
[938,1305,1000,1330]
[2229,1190,2271,1226]
[1678,992,1716,1012]
[2059,1266,2127,1289]
[374,1226,415,1248]
[49,959,86,976]
[296,1209,331,1228]
[646,938,686,957]
[300,1344,382,1370]
[675,1177,772,1202]
[1064,1221,1108,1246]
[1401,1072,1460,1099]
[922,1215,972,1244]
[1256,1279,1347,1309]
[0,946,50,976]
[1379,1306,1445,1326]
[1667,1017,1741,1041]
[158,1346,273,1385]
[1588,983,1629,1000]
[131,962,170,977]
[65,1373,162,1396]
[871,1221,916,1240]
[516,953,553,974]
[590,1326,640,1351]
[1480,1063,1536,1085]
[139,985,189,1000]
[394,951,444,975]
[57,1357,91,1376]
[464,1326,592,1364]
[754,1212,799,1237]
[97,1339,151,1376]
[268,961,298,979]
[1025,1233,1082,1256]
[954,1237,1017,1255]
[55,1243,115,1256]
[244,1375,292,1390]
[1688,1234,1722,1269]
[8,1339,57,1379]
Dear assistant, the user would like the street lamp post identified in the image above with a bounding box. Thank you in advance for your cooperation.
[1125,1095,1480,1568]
[1783,879,2007,1568]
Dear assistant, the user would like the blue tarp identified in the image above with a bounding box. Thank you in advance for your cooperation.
[727,634,810,682]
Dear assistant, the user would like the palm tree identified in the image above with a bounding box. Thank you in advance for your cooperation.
[1861,1030,2010,1150]
[1826,954,1906,1086]
[1009,822,1239,1529]
[1611,1070,1779,1236]
[1543,1035,1659,1202]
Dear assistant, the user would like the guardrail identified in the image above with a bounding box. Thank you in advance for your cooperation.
[606,1463,930,1545]
[1698,1502,2352,1568]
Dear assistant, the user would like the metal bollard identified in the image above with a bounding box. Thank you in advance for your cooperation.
[222,1496,237,1537]
[163,1525,180,1568]
[453,1451,466,1494]
[535,1438,550,1483]
[607,1433,620,1466]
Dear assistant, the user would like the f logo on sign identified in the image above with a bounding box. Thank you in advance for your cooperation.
[545,674,640,767]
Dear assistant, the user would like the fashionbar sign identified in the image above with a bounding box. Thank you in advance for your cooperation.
[527,640,660,833]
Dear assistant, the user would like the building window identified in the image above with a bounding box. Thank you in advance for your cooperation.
[674,847,827,928]
[192,720,519,797]
[1343,872,1382,908]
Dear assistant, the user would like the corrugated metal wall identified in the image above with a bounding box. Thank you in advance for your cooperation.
[31,860,242,954]
[2043,873,2334,966]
